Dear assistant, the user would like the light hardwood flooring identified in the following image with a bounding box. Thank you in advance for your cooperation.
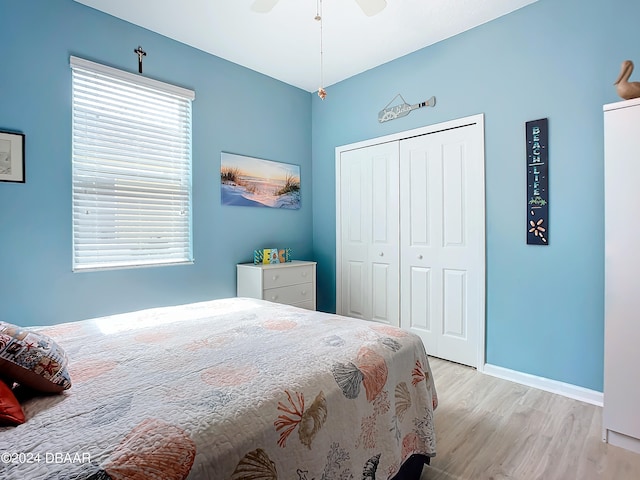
[420,357,640,480]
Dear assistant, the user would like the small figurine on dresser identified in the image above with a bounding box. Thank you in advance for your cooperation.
[253,248,292,264]
[614,60,640,100]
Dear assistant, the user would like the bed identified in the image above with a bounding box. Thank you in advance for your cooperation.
[0,297,437,480]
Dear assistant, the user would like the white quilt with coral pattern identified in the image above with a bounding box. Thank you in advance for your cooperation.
[0,297,437,480]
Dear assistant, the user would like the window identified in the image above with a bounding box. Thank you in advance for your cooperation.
[70,56,195,271]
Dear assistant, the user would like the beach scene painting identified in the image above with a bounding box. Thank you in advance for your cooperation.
[221,152,301,209]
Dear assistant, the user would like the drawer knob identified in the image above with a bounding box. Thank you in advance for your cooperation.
[301,290,307,295]
[302,271,307,277]
[271,295,278,301]
[418,254,423,260]
[379,252,384,257]
[272,275,278,281]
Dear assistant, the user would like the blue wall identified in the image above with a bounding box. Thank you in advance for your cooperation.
[0,0,312,325]
[311,0,639,392]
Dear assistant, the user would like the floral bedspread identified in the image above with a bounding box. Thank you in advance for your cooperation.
[0,297,437,479]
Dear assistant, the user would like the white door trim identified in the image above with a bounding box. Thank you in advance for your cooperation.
[336,113,486,369]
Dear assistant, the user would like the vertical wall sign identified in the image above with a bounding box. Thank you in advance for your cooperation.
[526,118,549,245]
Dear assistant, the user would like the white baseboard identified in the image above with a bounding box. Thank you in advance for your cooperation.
[483,363,603,407]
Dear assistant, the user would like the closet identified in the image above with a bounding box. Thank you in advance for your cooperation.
[336,114,485,368]
[603,97,640,453]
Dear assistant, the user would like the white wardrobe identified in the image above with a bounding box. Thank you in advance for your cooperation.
[603,97,640,453]
[336,115,486,368]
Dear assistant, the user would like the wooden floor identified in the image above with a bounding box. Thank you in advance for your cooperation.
[419,357,640,480]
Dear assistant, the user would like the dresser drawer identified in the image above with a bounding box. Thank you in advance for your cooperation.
[263,264,314,289]
[292,300,315,311]
[264,282,314,305]
[237,260,317,311]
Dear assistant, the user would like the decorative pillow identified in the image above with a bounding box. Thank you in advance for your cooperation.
[0,322,72,393]
[0,379,25,426]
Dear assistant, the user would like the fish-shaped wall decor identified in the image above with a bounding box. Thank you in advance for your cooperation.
[378,94,436,123]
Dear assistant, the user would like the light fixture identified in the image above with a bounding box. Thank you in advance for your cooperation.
[316,0,327,100]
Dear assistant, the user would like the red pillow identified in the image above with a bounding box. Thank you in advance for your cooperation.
[0,380,25,426]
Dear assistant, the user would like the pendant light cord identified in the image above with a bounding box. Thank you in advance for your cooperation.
[319,0,324,89]
[316,0,326,99]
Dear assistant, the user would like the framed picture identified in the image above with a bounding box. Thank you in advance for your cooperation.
[220,152,300,209]
[0,130,25,183]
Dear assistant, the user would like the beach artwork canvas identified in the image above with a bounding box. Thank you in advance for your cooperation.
[220,152,301,209]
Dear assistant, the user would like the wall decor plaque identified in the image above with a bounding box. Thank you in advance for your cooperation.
[526,118,549,245]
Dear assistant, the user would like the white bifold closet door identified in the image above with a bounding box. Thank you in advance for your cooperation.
[336,116,485,368]
[399,127,484,367]
[338,142,400,325]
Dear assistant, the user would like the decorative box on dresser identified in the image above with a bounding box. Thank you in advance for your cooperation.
[237,260,316,310]
[603,96,640,454]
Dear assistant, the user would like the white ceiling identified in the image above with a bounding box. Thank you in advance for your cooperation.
[73,0,537,93]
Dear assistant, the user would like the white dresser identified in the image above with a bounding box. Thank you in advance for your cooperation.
[236,260,316,310]
[603,97,640,454]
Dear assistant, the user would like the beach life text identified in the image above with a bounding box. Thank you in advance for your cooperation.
[526,118,549,245]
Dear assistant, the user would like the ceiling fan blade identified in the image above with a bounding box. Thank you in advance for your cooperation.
[251,0,280,13]
[354,0,387,16]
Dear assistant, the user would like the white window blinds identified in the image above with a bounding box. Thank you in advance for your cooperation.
[70,56,195,271]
